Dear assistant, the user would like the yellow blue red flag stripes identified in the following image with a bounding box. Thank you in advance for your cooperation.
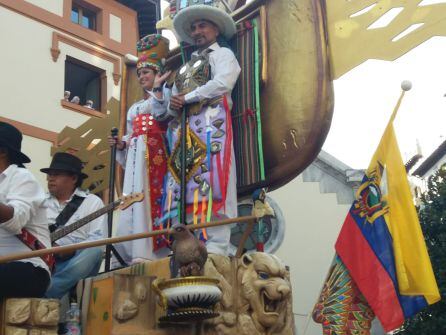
[335,91,440,332]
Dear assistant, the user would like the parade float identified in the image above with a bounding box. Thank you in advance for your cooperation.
[1,0,446,334]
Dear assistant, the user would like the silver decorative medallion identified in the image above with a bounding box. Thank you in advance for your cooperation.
[212,129,225,138]
[212,119,224,129]
[199,180,210,195]
[210,141,222,153]
[201,164,209,173]
[194,175,203,184]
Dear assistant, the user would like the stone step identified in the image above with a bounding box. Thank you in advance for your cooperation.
[1,298,59,334]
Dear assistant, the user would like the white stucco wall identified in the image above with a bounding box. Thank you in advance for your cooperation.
[24,0,63,16]
[270,175,351,335]
[22,135,52,187]
[422,156,446,181]
[0,7,120,133]
[109,14,122,43]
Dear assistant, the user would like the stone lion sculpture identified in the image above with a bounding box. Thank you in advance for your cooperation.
[204,252,294,335]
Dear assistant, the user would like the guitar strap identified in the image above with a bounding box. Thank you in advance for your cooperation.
[16,229,56,272]
[15,195,86,271]
[49,195,85,233]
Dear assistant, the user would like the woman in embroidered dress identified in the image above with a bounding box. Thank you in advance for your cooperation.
[109,34,171,264]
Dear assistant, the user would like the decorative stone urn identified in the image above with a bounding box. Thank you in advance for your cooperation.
[152,276,222,322]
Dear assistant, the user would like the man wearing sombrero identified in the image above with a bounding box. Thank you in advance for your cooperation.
[41,152,106,301]
[152,0,240,256]
[0,122,51,298]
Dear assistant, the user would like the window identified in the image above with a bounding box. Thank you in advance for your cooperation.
[71,1,97,31]
[64,56,104,112]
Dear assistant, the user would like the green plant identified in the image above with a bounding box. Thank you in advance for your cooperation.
[398,164,446,334]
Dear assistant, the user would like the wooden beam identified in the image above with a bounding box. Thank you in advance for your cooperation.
[0,216,258,264]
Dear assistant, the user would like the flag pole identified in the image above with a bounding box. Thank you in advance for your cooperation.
[389,80,412,123]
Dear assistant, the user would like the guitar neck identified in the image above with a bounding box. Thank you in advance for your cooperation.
[51,199,120,242]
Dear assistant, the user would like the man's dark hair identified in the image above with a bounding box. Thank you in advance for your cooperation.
[216,35,232,50]
[0,146,24,168]
[74,174,84,188]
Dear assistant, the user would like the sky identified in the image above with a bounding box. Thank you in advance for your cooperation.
[160,1,446,170]
[324,37,446,169]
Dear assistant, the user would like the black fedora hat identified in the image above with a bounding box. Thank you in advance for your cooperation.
[0,122,31,164]
[40,152,88,179]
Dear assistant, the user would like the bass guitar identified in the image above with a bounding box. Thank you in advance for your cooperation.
[52,193,144,260]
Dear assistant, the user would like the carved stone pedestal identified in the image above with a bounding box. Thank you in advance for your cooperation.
[82,273,156,335]
[82,253,295,335]
[0,298,59,335]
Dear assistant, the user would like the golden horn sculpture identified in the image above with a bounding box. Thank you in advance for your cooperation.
[239,0,334,195]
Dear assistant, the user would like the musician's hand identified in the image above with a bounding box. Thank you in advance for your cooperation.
[107,135,125,150]
[154,70,172,88]
[170,94,186,111]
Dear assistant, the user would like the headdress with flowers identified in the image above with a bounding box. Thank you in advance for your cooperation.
[136,34,170,71]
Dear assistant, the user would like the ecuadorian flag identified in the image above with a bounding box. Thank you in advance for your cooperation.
[335,95,440,332]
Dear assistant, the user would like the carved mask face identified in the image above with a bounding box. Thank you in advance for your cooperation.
[239,253,292,330]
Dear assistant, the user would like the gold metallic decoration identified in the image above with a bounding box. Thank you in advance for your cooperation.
[156,5,174,32]
[52,98,120,194]
[168,125,207,184]
[259,5,268,85]
[241,0,333,195]
[327,0,446,79]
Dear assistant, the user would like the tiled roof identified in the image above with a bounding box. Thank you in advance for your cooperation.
[412,140,446,177]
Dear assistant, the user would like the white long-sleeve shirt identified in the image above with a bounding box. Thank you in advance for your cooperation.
[151,42,241,120]
[0,164,51,272]
[45,188,106,247]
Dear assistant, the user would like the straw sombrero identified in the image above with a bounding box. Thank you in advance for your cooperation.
[173,4,236,45]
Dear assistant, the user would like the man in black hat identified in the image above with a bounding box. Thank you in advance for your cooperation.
[0,121,51,298]
[41,152,106,300]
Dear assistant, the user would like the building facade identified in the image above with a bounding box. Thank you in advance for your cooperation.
[412,139,446,190]
[0,0,156,185]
